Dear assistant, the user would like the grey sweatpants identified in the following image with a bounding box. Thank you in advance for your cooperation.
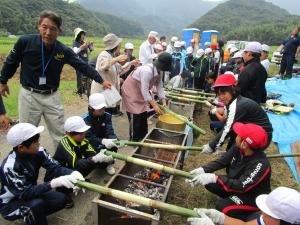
[18,87,64,148]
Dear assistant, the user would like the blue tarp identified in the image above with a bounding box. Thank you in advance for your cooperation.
[266,77,300,184]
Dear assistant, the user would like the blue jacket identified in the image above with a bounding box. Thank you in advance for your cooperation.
[0,147,72,209]
[83,112,117,151]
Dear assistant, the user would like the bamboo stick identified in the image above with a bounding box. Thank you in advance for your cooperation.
[267,153,300,159]
[114,140,203,152]
[76,181,199,218]
[166,91,210,100]
[105,150,194,179]
[173,88,215,97]
[159,105,206,135]
[166,94,206,104]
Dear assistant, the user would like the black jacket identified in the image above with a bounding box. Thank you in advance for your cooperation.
[203,145,271,196]
[83,112,117,151]
[0,34,103,89]
[0,147,72,209]
[237,58,267,104]
[209,96,273,149]
[0,96,5,115]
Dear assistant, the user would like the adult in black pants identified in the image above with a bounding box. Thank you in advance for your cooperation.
[278,27,300,79]
[188,122,271,221]
[0,96,10,130]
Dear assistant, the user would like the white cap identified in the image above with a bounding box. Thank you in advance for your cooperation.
[64,116,90,133]
[262,44,270,52]
[186,46,193,55]
[190,39,195,43]
[7,123,44,147]
[230,47,239,54]
[154,43,163,51]
[148,31,159,39]
[196,49,205,58]
[161,42,168,47]
[232,51,243,59]
[180,41,186,47]
[256,187,300,224]
[205,48,212,54]
[125,42,134,50]
[89,93,107,110]
[244,41,262,53]
[227,44,236,50]
[171,36,178,42]
[174,41,181,48]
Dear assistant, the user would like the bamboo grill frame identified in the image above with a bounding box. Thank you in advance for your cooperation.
[172,88,215,97]
[159,105,206,135]
[105,150,194,179]
[166,91,212,100]
[76,181,199,218]
[166,94,206,104]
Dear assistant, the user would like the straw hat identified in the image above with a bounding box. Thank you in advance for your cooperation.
[103,33,122,51]
[74,27,86,40]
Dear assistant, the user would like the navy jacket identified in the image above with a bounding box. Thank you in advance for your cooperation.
[0,147,72,209]
[83,112,117,151]
[282,35,300,56]
[0,96,5,115]
[0,34,103,90]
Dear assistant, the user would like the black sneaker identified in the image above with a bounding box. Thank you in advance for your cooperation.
[65,194,74,209]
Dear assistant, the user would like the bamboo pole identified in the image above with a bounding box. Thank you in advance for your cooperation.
[173,88,215,97]
[166,91,210,100]
[114,140,203,152]
[166,94,206,104]
[267,153,300,159]
[105,150,194,179]
[159,105,206,135]
[76,181,199,218]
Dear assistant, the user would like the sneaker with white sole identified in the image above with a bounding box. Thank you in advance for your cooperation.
[106,164,115,175]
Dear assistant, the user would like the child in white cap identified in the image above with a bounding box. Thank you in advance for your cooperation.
[0,123,84,224]
[188,186,300,225]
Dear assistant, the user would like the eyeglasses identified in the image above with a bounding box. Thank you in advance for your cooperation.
[39,24,59,33]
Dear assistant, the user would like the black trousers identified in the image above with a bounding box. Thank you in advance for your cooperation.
[127,111,148,141]
[279,54,294,76]
[205,183,259,221]
[0,191,66,225]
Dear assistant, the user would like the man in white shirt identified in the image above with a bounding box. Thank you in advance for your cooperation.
[166,36,178,54]
[260,44,270,72]
[139,31,158,65]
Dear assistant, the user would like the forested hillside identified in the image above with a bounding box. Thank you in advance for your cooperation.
[0,0,144,37]
[191,0,300,44]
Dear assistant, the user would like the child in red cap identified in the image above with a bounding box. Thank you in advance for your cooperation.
[187,122,271,221]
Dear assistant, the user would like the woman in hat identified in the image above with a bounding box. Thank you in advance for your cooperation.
[90,33,128,115]
[73,28,93,96]
[187,186,300,225]
[121,52,172,141]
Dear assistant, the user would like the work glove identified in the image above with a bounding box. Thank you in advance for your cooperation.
[101,138,118,149]
[69,171,86,195]
[187,173,217,187]
[92,150,114,164]
[194,208,225,225]
[187,217,215,225]
[190,167,205,176]
[204,100,213,108]
[210,107,217,115]
[201,144,214,154]
[50,175,76,189]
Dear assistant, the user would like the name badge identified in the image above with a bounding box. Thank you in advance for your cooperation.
[39,77,46,85]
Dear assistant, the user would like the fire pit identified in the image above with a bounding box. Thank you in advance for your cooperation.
[92,128,188,225]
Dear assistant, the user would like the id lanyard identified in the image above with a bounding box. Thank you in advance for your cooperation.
[40,42,56,85]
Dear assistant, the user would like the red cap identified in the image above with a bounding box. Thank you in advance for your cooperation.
[211,44,217,50]
[233,122,268,149]
[212,74,237,88]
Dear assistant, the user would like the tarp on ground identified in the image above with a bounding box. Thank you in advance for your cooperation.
[266,77,300,184]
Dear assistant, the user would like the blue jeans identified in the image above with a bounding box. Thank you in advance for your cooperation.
[1,191,66,225]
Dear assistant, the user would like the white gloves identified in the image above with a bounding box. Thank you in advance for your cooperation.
[194,208,225,225]
[101,138,118,149]
[190,167,205,176]
[204,100,213,108]
[187,217,215,225]
[201,144,214,154]
[187,173,217,187]
[50,171,84,189]
[70,171,85,195]
[92,150,114,163]
[210,107,217,115]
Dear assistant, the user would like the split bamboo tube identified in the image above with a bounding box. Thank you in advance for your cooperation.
[159,105,206,135]
[166,91,210,100]
[172,88,215,97]
[267,153,300,159]
[166,94,206,104]
[76,181,199,218]
[114,140,203,152]
[105,150,194,179]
